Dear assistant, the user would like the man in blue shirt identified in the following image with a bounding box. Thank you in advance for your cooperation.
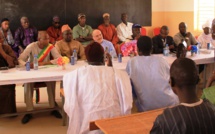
[92,29,117,58]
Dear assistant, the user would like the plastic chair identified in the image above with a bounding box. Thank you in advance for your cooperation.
[141,27,147,36]
[153,27,161,36]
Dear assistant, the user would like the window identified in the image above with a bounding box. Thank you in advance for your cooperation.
[194,0,214,31]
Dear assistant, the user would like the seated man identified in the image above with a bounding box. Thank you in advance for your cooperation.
[0,32,17,114]
[55,24,86,60]
[98,13,119,53]
[120,24,142,56]
[126,36,179,112]
[150,58,215,133]
[152,25,175,54]
[116,13,133,43]
[18,31,62,124]
[0,18,14,46]
[174,22,197,47]
[72,13,93,47]
[92,29,117,58]
[63,42,132,134]
[46,15,63,45]
[197,21,213,48]
[14,16,38,57]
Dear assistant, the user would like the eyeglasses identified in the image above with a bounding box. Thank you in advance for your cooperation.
[54,22,60,24]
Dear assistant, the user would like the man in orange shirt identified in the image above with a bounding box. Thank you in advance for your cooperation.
[98,13,119,54]
[47,16,63,45]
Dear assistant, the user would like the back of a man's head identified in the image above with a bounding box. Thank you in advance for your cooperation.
[170,58,198,89]
[85,42,104,63]
[137,36,152,55]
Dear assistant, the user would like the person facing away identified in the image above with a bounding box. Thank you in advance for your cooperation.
[14,16,38,57]
[63,42,132,134]
[0,31,18,115]
[197,21,213,48]
[55,24,86,60]
[152,25,175,54]
[18,31,62,124]
[176,43,187,58]
[0,18,14,46]
[150,58,215,134]
[98,13,119,53]
[174,22,197,47]
[116,13,133,43]
[92,29,117,58]
[126,36,179,112]
[72,13,93,47]
[46,15,63,45]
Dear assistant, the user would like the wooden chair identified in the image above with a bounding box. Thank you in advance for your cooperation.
[33,82,47,103]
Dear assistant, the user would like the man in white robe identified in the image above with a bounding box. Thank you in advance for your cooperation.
[63,42,132,134]
[126,36,179,112]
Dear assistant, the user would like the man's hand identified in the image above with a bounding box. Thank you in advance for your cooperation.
[169,45,175,49]
[18,46,24,54]
[106,53,113,67]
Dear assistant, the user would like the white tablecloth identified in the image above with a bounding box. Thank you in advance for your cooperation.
[0,52,214,85]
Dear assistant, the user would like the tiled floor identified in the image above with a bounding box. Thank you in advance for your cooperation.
[0,82,67,134]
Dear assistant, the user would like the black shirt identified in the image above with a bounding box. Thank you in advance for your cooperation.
[152,35,175,54]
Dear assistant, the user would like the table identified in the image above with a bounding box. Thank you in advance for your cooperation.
[90,108,164,134]
[0,52,214,85]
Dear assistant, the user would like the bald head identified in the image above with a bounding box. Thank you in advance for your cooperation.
[20,16,29,29]
[38,31,50,49]
[92,29,103,44]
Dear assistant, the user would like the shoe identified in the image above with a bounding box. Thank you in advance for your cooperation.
[21,114,32,124]
[51,110,62,119]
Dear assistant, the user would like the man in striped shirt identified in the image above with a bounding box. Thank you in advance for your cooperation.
[150,58,215,134]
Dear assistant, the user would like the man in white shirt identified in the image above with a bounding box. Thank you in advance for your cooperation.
[197,21,213,48]
[126,36,179,112]
[92,29,117,58]
[116,13,133,42]
[63,42,132,134]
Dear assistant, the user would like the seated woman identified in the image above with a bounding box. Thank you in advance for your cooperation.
[0,32,18,114]
[63,42,132,134]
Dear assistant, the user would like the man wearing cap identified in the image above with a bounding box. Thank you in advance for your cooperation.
[92,29,117,58]
[46,15,63,45]
[120,24,142,56]
[152,25,175,54]
[14,16,38,57]
[0,18,14,46]
[173,22,197,47]
[197,21,213,48]
[63,42,132,134]
[116,13,133,43]
[98,13,119,53]
[55,24,86,60]
[18,31,62,124]
[72,13,93,47]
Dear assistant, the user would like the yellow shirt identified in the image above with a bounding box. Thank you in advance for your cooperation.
[55,40,86,60]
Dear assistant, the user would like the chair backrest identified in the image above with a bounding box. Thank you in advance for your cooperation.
[153,27,161,36]
[141,27,147,36]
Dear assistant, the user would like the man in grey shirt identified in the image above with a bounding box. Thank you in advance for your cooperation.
[18,31,62,124]
[174,22,197,47]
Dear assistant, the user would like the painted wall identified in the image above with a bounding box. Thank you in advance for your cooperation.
[146,0,200,37]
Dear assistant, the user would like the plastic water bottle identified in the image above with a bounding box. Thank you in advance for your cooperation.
[70,56,75,65]
[163,44,169,56]
[118,53,122,63]
[110,48,115,60]
[197,43,200,55]
[33,54,38,70]
[73,49,77,63]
